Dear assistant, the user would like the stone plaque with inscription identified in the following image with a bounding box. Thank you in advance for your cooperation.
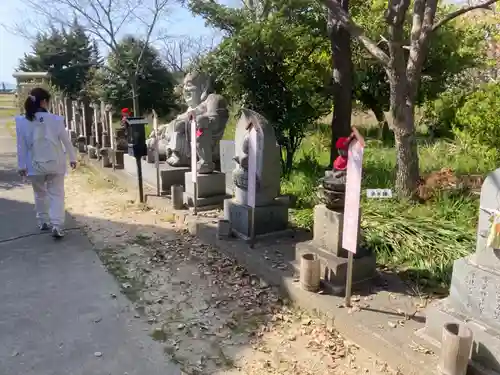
[223,109,288,239]
[423,168,500,373]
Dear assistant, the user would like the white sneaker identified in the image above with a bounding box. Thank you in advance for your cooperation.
[39,223,50,231]
[52,227,65,239]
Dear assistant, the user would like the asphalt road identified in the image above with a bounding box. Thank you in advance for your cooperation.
[0,118,180,375]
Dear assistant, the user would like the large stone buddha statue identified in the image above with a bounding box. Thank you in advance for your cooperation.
[146,71,229,174]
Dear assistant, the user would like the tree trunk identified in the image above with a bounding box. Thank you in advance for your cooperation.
[390,85,420,197]
[281,146,295,177]
[328,0,353,168]
[369,103,391,142]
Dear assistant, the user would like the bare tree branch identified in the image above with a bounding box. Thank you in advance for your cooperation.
[406,0,437,98]
[432,0,499,31]
[160,34,218,72]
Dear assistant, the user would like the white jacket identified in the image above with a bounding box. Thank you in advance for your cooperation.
[15,112,76,176]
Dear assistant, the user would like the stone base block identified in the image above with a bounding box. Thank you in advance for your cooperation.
[312,204,368,258]
[421,299,500,375]
[160,166,190,194]
[184,193,228,209]
[185,172,226,197]
[113,150,124,170]
[87,146,98,159]
[422,256,500,374]
[101,157,112,168]
[223,198,289,239]
[183,172,227,208]
[123,154,188,193]
[295,242,376,292]
[77,137,86,153]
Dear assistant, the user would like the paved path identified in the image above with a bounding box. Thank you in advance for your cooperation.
[0,119,180,375]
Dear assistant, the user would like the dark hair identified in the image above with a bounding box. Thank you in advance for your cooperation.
[24,87,51,121]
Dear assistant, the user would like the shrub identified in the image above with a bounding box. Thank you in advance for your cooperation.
[455,83,500,153]
[418,86,468,138]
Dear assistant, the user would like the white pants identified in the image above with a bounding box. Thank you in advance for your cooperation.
[29,174,66,227]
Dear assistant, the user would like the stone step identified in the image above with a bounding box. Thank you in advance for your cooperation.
[295,242,376,294]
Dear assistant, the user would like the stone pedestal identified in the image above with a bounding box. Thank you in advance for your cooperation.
[100,148,112,168]
[421,167,500,374]
[161,166,189,194]
[102,132,111,148]
[123,154,189,194]
[422,256,500,374]
[77,136,86,153]
[224,197,289,239]
[183,172,227,208]
[69,130,78,147]
[113,150,124,170]
[295,204,375,291]
[87,145,98,159]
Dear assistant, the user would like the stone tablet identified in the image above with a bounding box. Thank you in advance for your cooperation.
[232,109,281,206]
[474,169,500,268]
[219,140,235,196]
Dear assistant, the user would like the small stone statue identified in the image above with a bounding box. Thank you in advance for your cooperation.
[146,71,229,174]
[318,135,354,210]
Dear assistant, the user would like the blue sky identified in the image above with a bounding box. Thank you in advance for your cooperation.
[0,0,218,84]
[0,0,470,84]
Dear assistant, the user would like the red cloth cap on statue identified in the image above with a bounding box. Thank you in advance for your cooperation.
[333,156,348,171]
[335,137,350,151]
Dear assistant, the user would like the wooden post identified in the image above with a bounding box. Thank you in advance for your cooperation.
[152,110,160,197]
[190,115,198,215]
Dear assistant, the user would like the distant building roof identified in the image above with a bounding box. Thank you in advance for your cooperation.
[12,72,51,79]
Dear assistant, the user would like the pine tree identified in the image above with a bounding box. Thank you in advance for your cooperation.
[18,19,99,97]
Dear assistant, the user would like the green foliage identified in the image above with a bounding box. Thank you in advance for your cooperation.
[352,1,489,125]
[191,0,332,175]
[283,124,495,289]
[88,36,177,117]
[454,82,500,159]
[418,86,469,138]
[18,20,98,98]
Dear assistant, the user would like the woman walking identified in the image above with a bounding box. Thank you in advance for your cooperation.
[15,88,77,239]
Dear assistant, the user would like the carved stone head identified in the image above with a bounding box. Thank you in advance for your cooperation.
[183,70,212,108]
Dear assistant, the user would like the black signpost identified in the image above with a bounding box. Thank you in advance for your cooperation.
[124,117,148,203]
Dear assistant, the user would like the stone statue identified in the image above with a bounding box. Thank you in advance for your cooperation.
[318,136,354,210]
[232,109,281,206]
[146,71,229,174]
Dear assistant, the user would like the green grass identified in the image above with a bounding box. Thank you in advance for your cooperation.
[0,93,15,104]
[0,108,18,118]
[5,121,15,137]
[281,121,494,290]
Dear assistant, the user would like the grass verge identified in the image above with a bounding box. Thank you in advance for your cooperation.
[0,108,18,118]
[281,123,493,291]
[4,121,16,138]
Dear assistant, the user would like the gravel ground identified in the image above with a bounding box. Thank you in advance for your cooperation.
[64,163,401,375]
